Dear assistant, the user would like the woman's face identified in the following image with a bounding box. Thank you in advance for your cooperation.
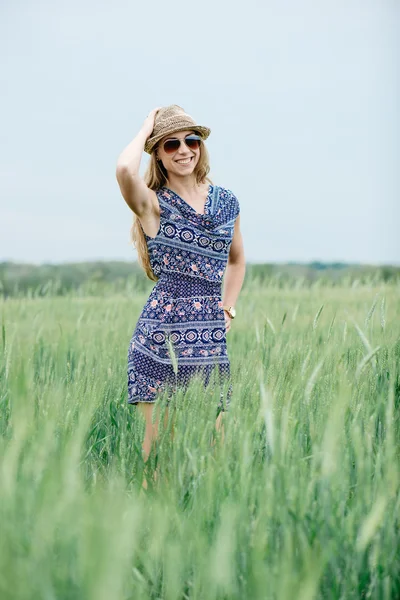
[156,129,201,176]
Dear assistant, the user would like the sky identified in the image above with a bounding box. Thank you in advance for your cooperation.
[1,0,399,265]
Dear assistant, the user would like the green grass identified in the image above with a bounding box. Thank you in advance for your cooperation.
[0,281,399,599]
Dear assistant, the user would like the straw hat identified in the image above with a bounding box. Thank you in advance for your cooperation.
[144,105,211,154]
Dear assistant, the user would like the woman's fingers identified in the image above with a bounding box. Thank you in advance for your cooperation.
[147,107,162,118]
[142,108,162,137]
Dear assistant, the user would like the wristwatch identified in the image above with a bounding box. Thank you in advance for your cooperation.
[223,305,236,319]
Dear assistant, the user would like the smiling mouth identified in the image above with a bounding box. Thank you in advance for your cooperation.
[175,157,193,165]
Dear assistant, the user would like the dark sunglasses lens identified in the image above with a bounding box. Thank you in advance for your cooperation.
[185,135,201,150]
[163,139,180,153]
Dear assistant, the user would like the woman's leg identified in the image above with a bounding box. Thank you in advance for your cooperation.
[136,402,170,488]
[213,409,226,446]
[136,402,164,460]
[213,373,231,445]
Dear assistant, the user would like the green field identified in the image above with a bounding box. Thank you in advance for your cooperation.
[1,280,399,599]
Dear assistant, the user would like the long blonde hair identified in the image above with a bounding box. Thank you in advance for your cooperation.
[131,140,213,281]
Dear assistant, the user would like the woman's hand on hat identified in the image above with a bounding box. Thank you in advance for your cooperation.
[141,107,162,138]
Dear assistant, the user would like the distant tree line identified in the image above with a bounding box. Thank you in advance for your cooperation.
[0,260,399,298]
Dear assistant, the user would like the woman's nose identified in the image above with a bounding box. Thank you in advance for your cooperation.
[177,142,188,154]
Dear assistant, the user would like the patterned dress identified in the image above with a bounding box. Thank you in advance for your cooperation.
[127,183,240,410]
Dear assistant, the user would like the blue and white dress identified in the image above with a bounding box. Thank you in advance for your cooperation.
[127,183,240,409]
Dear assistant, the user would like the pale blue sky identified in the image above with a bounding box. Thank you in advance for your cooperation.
[1,0,399,265]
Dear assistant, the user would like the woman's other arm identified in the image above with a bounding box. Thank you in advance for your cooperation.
[223,215,246,333]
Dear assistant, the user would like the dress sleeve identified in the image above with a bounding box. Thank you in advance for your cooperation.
[228,189,240,220]
[235,193,240,219]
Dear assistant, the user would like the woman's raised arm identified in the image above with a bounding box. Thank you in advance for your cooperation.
[115,107,161,216]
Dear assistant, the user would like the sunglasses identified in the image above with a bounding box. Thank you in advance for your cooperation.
[162,134,202,154]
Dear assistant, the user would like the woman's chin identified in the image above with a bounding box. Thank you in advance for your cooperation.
[173,166,195,176]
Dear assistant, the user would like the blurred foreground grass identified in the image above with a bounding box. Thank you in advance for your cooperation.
[0,281,399,599]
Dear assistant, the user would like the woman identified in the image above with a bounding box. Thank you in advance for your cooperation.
[116,105,246,462]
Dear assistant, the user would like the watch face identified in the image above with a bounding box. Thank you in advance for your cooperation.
[230,307,236,318]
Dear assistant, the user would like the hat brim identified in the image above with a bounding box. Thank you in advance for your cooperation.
[144,125,211,154]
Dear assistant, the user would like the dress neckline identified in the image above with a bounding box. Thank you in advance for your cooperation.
[161,184,213,217]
